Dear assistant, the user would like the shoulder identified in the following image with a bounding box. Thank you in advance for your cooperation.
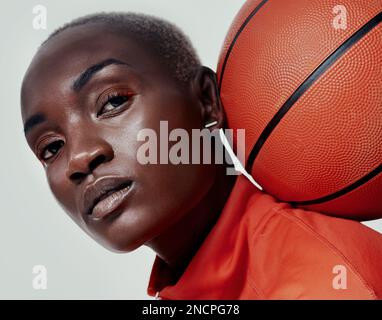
[243,189,382,299]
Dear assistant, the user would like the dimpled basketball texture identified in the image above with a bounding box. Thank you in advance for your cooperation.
[217,0,382,220]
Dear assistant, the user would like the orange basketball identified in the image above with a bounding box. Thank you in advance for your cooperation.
[217,0,382,220]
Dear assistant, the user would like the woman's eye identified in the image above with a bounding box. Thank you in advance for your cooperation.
[98,95,131,116]
[41,140,64,161]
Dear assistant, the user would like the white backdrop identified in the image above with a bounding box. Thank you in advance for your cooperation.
[0,0,380,299]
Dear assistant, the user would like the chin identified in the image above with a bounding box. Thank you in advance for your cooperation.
[98,222,153,254]
[86,206,154,253]
[98,236,144,254]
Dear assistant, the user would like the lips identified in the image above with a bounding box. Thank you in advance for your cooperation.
[82,176,133,220]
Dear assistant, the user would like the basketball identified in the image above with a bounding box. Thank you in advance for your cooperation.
[217,0,382,220]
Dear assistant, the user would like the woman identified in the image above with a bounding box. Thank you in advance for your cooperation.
[21,12,382,299]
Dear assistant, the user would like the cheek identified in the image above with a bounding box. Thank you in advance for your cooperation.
[122,93,213,216]
[46,166,79,221]
[138,162,216,221]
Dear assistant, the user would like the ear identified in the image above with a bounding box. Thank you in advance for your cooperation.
[190,66,225,130]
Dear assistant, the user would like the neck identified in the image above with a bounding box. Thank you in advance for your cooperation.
[146,165,237,280]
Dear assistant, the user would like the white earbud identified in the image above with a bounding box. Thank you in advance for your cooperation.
[218,128,263,191]
[204,120,218,128]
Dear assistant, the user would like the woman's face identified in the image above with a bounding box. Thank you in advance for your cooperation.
[21,23,217,252]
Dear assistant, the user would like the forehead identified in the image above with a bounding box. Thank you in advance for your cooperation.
[21,23,166,121]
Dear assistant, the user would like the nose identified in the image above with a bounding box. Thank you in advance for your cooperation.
[66,139,114,184]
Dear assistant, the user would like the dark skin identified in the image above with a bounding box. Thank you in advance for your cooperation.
[21,22,236,278]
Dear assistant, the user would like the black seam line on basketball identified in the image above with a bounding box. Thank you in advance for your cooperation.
[289,163,382,206]
[218,0,269,92]
[246,11,382,173]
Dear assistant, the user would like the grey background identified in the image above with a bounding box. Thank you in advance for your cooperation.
[0,0,380,299]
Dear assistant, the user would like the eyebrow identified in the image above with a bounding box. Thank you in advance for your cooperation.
[72,58,129,92]
[23,58,129,136]
[23,113,46,136]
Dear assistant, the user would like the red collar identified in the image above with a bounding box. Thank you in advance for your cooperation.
[147,174,382,300]
[147,255,178,298]
[146,175,272,299]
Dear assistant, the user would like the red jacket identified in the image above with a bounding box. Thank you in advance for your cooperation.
[147,175,382,299]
